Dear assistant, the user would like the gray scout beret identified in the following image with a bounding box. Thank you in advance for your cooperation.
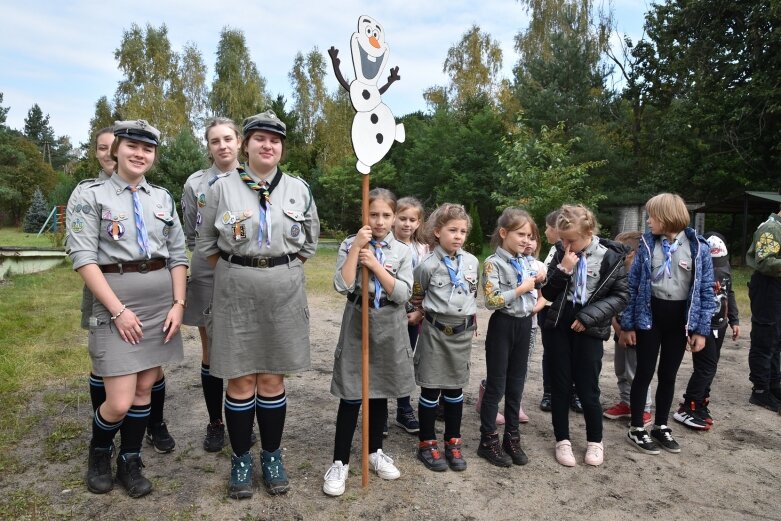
[113,119,161,146]
[242,111,286,139]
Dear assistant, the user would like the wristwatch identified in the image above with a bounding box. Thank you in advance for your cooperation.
[173,299,186,308]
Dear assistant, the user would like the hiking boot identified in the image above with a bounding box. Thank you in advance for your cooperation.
[584,441,604,466]
[650,425,681,453]
[322,461,349,497]
[502,431,528,466]
[555,440,576,467]
[203,420,226,452]
[260,448,289,495]
[445,437,467,471]
[417,440,448,472]
[228,452,253,499]
[86,443,114,494]
[539,392,552,412]
[570,393,583,413]
[145,420,175,454]
[116,452,152,498]
[673,401,710,430]
[626,428,660,455]
[603,402,631,420]
[396,408,420,434]
[477,432,512,468]
[750,389,781,412]
[698,399,713,425]
[369,449,400,480]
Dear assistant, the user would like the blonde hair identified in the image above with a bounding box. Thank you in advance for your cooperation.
[204,117,241,163]
[424,203,471,247]
[645,193,690,234]
[490,207,538,249]
[556,204,599,236]
[615,230,642,253]
[396,196,426,243]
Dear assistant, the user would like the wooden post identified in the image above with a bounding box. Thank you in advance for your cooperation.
[360,174,370,488]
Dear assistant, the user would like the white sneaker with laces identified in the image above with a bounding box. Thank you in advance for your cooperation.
[323,461,349,496]
[584,441,604,466]
[368,449,400,480]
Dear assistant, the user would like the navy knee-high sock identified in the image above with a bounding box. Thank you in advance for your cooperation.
[119,403,151,455]
[91,406,122,449]
[201,364,224,424]
[150,377,166,425]
[442,389,464,440]
[88,373,106,412]
[225,394,255,456]
[255,392,286,453]
[418,388,440,441]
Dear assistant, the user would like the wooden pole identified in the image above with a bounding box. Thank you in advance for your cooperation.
[361,173,370,488]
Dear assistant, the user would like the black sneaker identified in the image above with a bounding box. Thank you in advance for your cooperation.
[204,420,226,452]
[750,389,781,412]
[476,433,512,467]
[116,453,153,498]
[417,440,448,472]
[229,452,253,500]
[697,399,713,426]
[539,392,552,412]
[395,408,420,434]
[650,425,681,453]
[445,437,467,471]
[673,401,709,430]
[261,449,289,495]
[86,443,114,494]
[570,393,583,413]
[146,421,176,453]
[769,387,781,402]
[502,431,529,466]
[626,428,660,455]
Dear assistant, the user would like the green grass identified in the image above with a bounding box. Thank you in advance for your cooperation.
[731,265,751,320]
[0,227,57,248]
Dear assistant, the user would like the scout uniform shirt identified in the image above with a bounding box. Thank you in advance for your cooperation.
[196,167,319,260]
[181,165,222,252]
[413,246,478,317]
[483,247,536,316]
[67,174,188,270]
[333,232,413,305]
[746,212,781,277]
[651,230,693,300]
[65,170,111,248]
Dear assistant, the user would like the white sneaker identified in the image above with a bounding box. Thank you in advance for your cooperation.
[322,461,349,496]
[368,449,400,480]
[584,441,604,466]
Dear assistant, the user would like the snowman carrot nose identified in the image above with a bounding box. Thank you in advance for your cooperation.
[369,36,381,48]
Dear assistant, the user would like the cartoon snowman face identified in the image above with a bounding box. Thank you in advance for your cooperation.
[350,15,389,112]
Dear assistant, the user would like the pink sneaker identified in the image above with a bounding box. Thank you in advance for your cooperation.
[584,441,604,466]
[555,440,576,467]
[518,405,529,423]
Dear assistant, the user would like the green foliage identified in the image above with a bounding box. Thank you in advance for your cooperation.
[153,127,208,205]
[71,96,118,181]
[22,188,50,233]
[442,25,504,110]
[289,48,328,145]
[47,171,79,208]
[209,27,268,124]
[0,132,57,224]
[465,204,484,253]
[22,104,54,148]
[494,121,606,223]
[0,92,8,127]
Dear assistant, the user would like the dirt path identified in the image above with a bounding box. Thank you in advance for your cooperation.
[3,293,780,521]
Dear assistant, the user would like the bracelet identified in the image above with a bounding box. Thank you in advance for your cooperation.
[110,305,127,321]
[173,299,186,308]
[556,263,574,276]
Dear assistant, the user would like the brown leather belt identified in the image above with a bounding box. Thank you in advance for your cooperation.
[100,258,167,274]
[220,251,292,268]
[425,312,475,336]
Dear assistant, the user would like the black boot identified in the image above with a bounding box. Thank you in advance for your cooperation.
[86,444,114,494]
[502,431,529,466]
[116,453,153,498]
[476,432,511,467]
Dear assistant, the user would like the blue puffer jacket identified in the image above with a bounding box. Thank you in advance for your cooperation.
[620,228,716,336]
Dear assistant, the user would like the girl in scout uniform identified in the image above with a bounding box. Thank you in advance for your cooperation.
[68,127,176,454]
[181,117,241,452]
[322,188,415,497]
[477,208,544,468]
[409,203,478,472]
[196,111,320,499]
[542,205,628,467]
[67,120,188,498]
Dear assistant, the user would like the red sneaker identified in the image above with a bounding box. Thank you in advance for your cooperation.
[603,402,631,419]
[642,411,653,426]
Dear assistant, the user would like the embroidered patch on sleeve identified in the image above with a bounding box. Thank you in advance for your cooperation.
[756,232,780,260]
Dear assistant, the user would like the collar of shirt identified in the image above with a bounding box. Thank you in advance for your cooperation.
[580,235,600,257]
[244,164,278,184]
[109,174,150,194]
[434,244,463,261]
[98,170,112,181]
[495,246,521,263]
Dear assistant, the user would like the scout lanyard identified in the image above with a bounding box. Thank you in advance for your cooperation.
[128,186,150,259]
[654,237,680,281]
[442,253,468,302]
[369,239,387,308]
[238,167,282,248]
[572,252,587,305]
[508,256,526,285]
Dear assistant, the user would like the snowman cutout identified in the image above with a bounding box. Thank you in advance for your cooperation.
[328,15,405,174]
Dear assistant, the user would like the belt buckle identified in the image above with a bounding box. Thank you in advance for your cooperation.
[257,258,268,268]
[138,261,150,274]
[443,325,454,336]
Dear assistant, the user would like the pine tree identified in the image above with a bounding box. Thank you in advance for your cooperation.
[23,188,50,233]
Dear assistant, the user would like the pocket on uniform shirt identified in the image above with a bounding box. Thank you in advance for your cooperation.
[282,206,306,245]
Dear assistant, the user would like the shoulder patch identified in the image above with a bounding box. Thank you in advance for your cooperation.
[76,177,98,186]
[756,232,780,260]
[208,171,232,186]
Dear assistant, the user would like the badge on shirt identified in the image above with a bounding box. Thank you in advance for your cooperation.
[222,211,235,225]
[290,223,301,238]
[197,193,206,208]
[679,259,689,270]
[81,204,92,215]
[107,221,125,240]
[102,209,112,221]
[71,218,84,233]
[74,203,83,213]
[196,212,202,227]
[234,223,246,240]
[155,212,174,226]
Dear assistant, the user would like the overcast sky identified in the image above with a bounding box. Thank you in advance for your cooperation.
[1,0,648,146]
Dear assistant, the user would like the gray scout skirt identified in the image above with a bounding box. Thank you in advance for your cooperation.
[208,257,310,379]
[414,313,475,389]
[330,301,416,400]
[88,268,184,377]
[183,252,213,327]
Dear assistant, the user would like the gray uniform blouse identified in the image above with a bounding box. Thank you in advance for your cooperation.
[651,231,692,300]
[413,246,478,317]
[482,247,536,317]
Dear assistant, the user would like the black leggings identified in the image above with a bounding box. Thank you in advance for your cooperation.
[332,398,387,464]
[683,326,726,403]
[631,298,688,428]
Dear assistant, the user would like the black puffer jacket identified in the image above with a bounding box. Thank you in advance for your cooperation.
[541,238,629,340]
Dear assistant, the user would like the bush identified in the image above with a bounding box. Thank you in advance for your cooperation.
[465,203,484,254]
[22,188,50,233]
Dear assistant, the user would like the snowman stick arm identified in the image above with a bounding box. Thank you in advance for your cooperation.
[378,66,401,95]
[328,46,350,91]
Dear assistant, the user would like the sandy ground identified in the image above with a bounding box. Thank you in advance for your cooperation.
[3,292,780,521]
